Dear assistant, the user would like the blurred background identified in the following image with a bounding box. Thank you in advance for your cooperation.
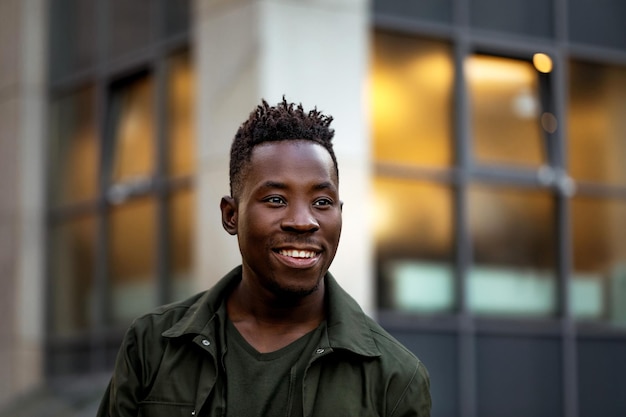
[1,0,626,416]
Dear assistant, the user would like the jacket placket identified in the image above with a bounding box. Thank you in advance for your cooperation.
[191,334,226,417]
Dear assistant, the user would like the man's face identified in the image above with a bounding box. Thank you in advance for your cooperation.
[223,140,342,299]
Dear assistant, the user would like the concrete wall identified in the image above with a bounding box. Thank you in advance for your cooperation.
[192,0,374,312]
[0,0,47,407]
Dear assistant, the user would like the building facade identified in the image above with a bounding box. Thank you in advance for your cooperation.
[1,0,625,416]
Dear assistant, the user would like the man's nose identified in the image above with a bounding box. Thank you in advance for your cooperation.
[281,203,320,232]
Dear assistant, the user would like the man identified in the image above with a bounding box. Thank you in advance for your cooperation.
[97,98,431,417]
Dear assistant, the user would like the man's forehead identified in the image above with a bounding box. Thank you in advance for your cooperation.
[244,142,338,190]
[249,141,334,169]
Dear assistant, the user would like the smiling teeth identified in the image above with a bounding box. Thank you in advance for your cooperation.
[279,250,316,258]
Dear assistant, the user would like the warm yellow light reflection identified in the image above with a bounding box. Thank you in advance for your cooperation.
[371,187,394,241]
[465,55,536,85]
[533,53,553,73]
[467,54,544,166]
[371,34,454,168]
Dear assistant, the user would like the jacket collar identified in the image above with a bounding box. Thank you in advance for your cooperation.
[161,267,242,338]
[162,266,381,358]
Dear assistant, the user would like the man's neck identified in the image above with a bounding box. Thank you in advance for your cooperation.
[225,279,326,353]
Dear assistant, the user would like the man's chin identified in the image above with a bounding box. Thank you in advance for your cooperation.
[271,281,321,300]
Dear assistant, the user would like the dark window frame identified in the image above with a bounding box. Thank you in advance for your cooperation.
[45,0,193,377]
[373,1,626,417]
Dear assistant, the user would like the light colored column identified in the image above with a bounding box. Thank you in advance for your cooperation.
[192,0,373,312]
[0,0,21,404]
[0,0,47,406]
[15,0,47,395]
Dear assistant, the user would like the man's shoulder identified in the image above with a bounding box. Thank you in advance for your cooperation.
[128,291,209,336]
[129,267,242,337]
[362,315,431,395]
[363,315,420,363]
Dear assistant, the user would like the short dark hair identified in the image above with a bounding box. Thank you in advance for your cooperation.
[229,97,338,198]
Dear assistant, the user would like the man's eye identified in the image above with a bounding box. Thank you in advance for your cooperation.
[265,196,285,205]
[313,198,333,207]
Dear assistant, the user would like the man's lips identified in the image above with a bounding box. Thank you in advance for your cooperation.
[276,249,318,259]
[272,247,322,267]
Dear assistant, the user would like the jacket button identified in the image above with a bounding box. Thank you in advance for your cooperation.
[316,348,325,354]
[202,339,210,346]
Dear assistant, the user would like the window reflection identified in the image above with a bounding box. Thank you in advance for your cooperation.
[468,185,556,316]
[169,189,195,301]
[49,87,98,206]
[374,177,454,312]
[470,0,553,38]
[372,32,454,167]
[467,55,545,168]
[108,75,155,184]
[569,61,626,185]
[49,0,96,80]
[108,197,156,325]
[164,0,190,36]
[167,52,196,177]
[50,216,96,336]
[571,196,626,325]
[109,0,153,59]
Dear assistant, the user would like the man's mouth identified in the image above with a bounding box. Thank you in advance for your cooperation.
[277,249,318,259]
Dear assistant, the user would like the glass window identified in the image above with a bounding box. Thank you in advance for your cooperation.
[372,32,454,168]
[467,54,549,168]
[568,60,626,185]
[373,0,452,24]
[374,177,455,312]
[50,215,97,337]
[164,0,190,37]
[108,0,154,59]
[48,86,98,206]
[47,0,194,378]
[49,0,96,80]
[569,0,626,51]
[470,0,553,39]
[107,75,155,185]
[108,197,157,325]
[468,185,556,316]
[571,196,626,325]
[169,189,195,302]
[167,52,196,177]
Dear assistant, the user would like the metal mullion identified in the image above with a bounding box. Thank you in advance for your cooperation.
[553,1,578,416]
[378,311,461,333]
[575,182,626,199]
[568,43,626,66]
[154,36,171,307]
[453,0,477,412]
[558,190,578,417]
[373,14,455,41]
[152,0,172,306]
[90,0,111,374]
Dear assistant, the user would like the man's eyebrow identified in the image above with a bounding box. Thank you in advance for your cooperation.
[258,180,336,191]
[313,181,336,191]
[259,180,288,190]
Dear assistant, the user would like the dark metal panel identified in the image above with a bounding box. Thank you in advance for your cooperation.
[577,338,626,417]
[476,335,563,417]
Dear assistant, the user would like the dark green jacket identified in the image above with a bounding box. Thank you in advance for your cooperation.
[97,266,431,417]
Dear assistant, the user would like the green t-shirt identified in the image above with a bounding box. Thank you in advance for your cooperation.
[224,319,324,417]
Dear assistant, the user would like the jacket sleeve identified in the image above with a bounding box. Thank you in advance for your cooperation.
[96,325,145,417]
[389,361,432,417]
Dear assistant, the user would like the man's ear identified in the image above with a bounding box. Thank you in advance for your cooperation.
[220,196,238,235]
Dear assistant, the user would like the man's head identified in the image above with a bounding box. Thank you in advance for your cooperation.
[221,98,342,299]
[229,97,338,200]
